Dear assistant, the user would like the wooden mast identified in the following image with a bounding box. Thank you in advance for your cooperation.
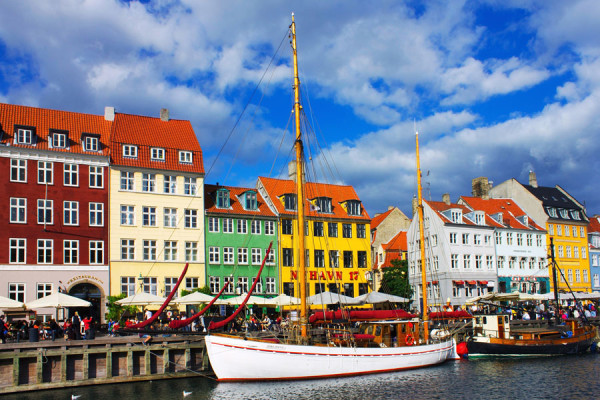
[415,130,429,343]
[291,13,308,339]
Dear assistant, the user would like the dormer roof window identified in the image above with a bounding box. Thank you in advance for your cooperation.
[570,210,581,220]
[151,147,165,161]
[450,209,462,223]
[242,190,257,211]
[123,144,138,158]
[50,130,68,148]
[216,188,230,209]
[547,207,558,218]
[82,134,100,152]
[283,193,297,211]
[559,209,569,219]
[313,197,332,213]
[179,150,193,164]
[474,211,485,225]
[346,200,362,216]
[14,126,35,145]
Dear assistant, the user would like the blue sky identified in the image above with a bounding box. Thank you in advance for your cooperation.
[1,0,599,219]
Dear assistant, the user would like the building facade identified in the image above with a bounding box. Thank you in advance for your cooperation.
[258,176,371,298]
[0,103,111,321]
[588,216,600,292]
[204,184,279,298]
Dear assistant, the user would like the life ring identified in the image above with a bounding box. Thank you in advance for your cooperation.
[167,311,173,319]
[405,334,415,346]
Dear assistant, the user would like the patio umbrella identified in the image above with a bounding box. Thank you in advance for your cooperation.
[0,295,24,309]
[353,291,409,304]
[225,295,271,306]
[267,293,301,306]
[306,291,360,305]
[26,292,91,309]
[174,291,216,305]
[116,292,166,306]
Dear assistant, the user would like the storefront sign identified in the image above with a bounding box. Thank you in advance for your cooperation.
[290,270,362,281]
[66,275,105,286]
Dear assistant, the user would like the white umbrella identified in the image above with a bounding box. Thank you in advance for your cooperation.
[174,291,215,305]
[267,293,301,306]
[0,295,24,309]
[353,291,409,304]
[26,292,91,309]
[116,292,166,306]
[225,295,271,306]
[307,291,360,305]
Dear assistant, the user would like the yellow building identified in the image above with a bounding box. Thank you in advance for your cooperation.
[258,176,371,298]
[108,110,205,299]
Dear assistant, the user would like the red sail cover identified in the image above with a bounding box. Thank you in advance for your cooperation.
[126,263,189,329]
[208,242,273,331]
[168,280,231,329]
[429,310,472,319]
[309,309,417,324]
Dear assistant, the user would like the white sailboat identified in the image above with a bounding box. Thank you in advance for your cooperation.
[205,14,456,381]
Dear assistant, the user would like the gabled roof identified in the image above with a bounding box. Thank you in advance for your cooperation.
[523,184,587,222]
[383,230,407,252]
[0,103,111,156]
[460,196,545,231]
[426,200,479,226]
[204,184,276,218]
[258,177,370,221]
[370,208,394,229]
[110,113,204,174]
[589,216,600,234]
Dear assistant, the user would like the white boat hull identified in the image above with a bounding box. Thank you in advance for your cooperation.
[205,334,455,381]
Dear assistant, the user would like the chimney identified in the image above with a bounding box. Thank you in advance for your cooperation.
[104,106,115,121]
[412,196,418,217]
[442,193,451,205]
[388,205,394,211]
[472,177,491,199]
[529,171,538,188]
[160,108,170,122]
[288,160,305,183]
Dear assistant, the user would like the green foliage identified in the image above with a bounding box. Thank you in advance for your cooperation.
[105,294,138,323]
[181,285,211,297]
[379,259,413,300]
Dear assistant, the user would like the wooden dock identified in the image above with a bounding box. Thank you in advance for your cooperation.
[0,334,210,394]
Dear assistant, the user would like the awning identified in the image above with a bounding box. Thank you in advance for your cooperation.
[466,280,477,285]
[432,280,439,284]
[478,280,488,285]
[454,280,464,285]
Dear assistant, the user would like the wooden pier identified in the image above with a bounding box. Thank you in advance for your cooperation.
[0,334,210,394]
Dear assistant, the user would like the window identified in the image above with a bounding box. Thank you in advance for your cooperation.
[583,270,589,283]
[343,251,353,268]
[10,239,26,264]
[223,247,234,264]
[123,145,138,158]
[208,217,219,232]
[574,247,579,259]
[342,223,352,238]
[509,257,516,269]
[38,161,53,184]
[165,277,178,297]
[357,224,366,239]
[547,207,558,218]
[315,197,332,213]
[244,191,257,210]
[519,258,526,269]
[164,241,178,261]
[163,175,177,194]
[313,221,324,237]
[209,276,221,294]
[265,277,276,294]
[184,177,197,195]
[313,250,325,268]
[37,283,52,299]
[142,173,156,192]
[179,151,193,164]
[209,247,220,264]
[265,220,275,235]
[142,206,156,227]
[63,201,79,225]
[463,254,471,269]
[63,240,79,264]
[581,227,585,237]
[568,269,573,282]
[252,248,262,265]
[283,282,295,297]
[251,220,261,234]
[572,226,578,237]
[548,224,554,235]
[184,209,198,228]
[238,277,249,294]
[10,159,27,182]
[223,276,234,294]
[282,219,292,235]
[185,242,198,262]
[565,226,570,237]
[121,205,135,225]
[10,198,27,223]
[232,219,246,234]
[121,277,136,296]
[51,132,67,148]
[516,233,523,246]
[506,233,513,245]
[450,233,457,244]
[121,239,135,260]
[566,246,572,258]
[37,239,53,264]
[536,235,543,246]
[305,249,310,267]
[328,250,339,268]
[120,171,134,191]
[582,246,587,259]
[474,234,481,245]
[89,202,104,226]
[83,135,99,152]
[216,189,230,208]
[346,200,361,216]
[358,251,367,268]
[283,248,293,267]
[185,277,199,291]
[9,283,25,302]
[89,240,104,264]
[486,255,493,269]
[497,256,504,270]
[143,240,156,261]
[462,233,469,244]
[557,225,562,236]
[37,199,53,225]
[325,222,337,238]
[238,248,248,264]
[142,277,158,295]
[164,208,177,227]
[451,254,458,269]
[151,147,165,161]
[266,248,275,265]
[284,194,297,211]
[558,246,564,257]
[63,164,79,186]
[526,234,533,246]
[89,166,103,188]
[494,232,502,245]
[16,128,33,144]
[529,258,536,269]
[474,255,482,269]
[222,218,233,233]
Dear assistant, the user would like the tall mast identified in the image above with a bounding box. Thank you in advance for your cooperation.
[415,130,429,343]
[550,237,560,323]
[291,13,308,339]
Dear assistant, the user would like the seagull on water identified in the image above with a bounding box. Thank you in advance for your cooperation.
[72,395,82,400]
[183,390,192,397]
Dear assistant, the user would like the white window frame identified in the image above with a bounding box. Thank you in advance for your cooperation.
[10,198,27,223]
[64,164,79,187]
[223,218,233,233]
[142,277,158,295]
[142,173,156,192]
[123,145,138,158]
[37,283,53,299]
[121,239,135,260]
[121,277,136,296]
[237,219,247,234]
[37,239,53,264]
[251,220,261,234]
[9,283,26,302]
[89,240,104,265]
[164,240,178,261]
[265,277,276,294]
[209,246,220,264]
[37,161,53,185]
[265,220,275,235]
[223,247,234,264]
[164,208,177,228]
[83,136,99,152]
[151,147,165,161]
[10,159,27,183]
[9,238,27,264]
[142,206,157,227]
[36,199,53,225]
[164,175,177,194]
[209,276,220,294]
[89,202,104,227]
[184,177,197,195]
[208,217,219,232]
[51,132,67,148]
[121,205,135,226]
[185,209,198,228]
[238,248,248,265]
[251,248,262,265]
[143,240,157,261]
[16,128,33,145]
[179,150,193,164]
[63,201,79,226]
[120,171,134,191]
[89,166,104,188]
[63,240,79,264]
[185,241,198,262]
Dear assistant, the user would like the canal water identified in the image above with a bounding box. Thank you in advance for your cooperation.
[6,353,599,400]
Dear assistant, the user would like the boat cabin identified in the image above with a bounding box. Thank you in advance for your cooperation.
[356,320,421,347]
[473,314,511,339]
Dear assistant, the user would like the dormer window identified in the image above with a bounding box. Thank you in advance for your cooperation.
[15,126,34,145]
[559,209,569,219]
[517,215,529,226]
[50,131,67,148]
[314,197,332,213]
[547,207,558,218]
[474,211,485,225]
[179,151,192,164]
[83,134,100,152]
[151,147,165,161]
[571,210,581,220]
[216,189,230,209]
[450,209,462,223]
[244,191,257,211]
[123,145,138,158]
[346,200,362,216]
[284,194,297,211]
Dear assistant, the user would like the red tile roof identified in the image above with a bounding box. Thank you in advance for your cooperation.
[110,113,204,174]
[258,177,370,221]
[0,103,111,156]
[426,200,480,225]
[204,184,276,217]
[383,230,408,251]
[460,196,545,231]
[370,208,394,229]
[589,216,600,234]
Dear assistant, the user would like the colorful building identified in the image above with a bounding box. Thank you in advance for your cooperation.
[588,215,600,291]
[204,184,279,297]
[108,109,206,300]
[0,103,111,321]
[258,176,371,298]
[373,230,408,291]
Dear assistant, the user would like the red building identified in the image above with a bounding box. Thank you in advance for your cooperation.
[0,103,112,321]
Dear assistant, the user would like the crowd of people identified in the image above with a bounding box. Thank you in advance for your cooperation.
[0,312,97,343]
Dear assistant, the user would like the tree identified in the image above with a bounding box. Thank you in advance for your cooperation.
[180,285,211,297]
[105,294,138,323]
[379,259,413,299]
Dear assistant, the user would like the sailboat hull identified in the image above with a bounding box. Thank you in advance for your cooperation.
[205,334,455,381]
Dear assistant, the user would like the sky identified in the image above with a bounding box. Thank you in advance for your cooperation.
[1,0,599,220]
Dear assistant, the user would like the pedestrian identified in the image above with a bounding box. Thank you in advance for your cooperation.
[72,312,81,340]
[82,316,93,339]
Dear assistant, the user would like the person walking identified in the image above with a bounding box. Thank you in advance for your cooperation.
[72,312,81,340]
